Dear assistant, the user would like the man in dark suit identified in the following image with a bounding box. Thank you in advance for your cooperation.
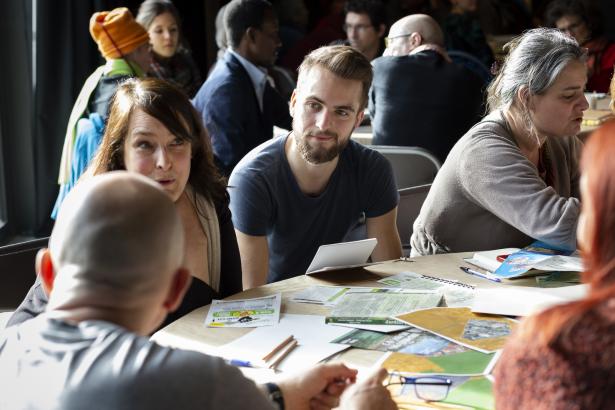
[369,14,484,162]
[193,0,292,176]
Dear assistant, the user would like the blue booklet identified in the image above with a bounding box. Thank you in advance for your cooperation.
[493,241,581,279]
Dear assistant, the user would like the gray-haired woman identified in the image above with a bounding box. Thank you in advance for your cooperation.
[411,28,587,255]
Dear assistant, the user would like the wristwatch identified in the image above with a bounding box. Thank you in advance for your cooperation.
[264,382,285,410]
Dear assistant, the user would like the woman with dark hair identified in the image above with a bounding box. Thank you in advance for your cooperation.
[136,0,202,97]
[546,0,615,92]
[8,78,242,329]
[494,121,615,409]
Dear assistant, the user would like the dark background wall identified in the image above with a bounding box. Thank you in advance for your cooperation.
[0,0,224,244]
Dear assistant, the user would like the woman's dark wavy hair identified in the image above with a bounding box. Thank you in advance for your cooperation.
[89,77,227,206]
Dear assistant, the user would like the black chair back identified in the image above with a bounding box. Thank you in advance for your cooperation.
[0,237,48,309]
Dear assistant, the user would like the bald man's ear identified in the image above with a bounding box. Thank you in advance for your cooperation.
[163,268,192,313]
[36,249,55,297]
[409,32,422,48]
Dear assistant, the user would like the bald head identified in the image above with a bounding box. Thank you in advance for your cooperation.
[385,14,444,56]
[48,172,184,312]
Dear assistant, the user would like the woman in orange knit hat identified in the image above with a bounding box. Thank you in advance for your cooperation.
[53,7,151,218]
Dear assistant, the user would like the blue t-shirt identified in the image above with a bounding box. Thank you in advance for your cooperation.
[229,134,398,282]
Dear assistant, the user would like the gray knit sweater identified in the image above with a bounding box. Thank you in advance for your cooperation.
[411,110,582,255]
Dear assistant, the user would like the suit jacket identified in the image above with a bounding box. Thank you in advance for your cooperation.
[193,52,292,176]
[369,50,484,162]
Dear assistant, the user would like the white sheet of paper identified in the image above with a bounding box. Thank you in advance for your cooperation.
[204,294,281,328]
[306,238,377,274]
[471,284,588,316]
[217,314,350,372]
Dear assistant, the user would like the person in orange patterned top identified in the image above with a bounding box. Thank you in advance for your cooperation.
[494,120,615,409]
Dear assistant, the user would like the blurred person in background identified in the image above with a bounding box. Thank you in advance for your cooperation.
[137,0,202,97]
[342,0,387,61]
[546,0,615,93]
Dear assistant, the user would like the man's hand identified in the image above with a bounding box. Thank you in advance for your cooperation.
[339,368,397,410]
[276,363,358,410]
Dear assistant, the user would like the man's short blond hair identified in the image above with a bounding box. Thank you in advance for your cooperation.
[297,45,373,109]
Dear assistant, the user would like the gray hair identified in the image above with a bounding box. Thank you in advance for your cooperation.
[487,28,587,113]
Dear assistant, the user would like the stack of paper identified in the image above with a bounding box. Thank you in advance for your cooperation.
[378,271,475,307]
[464,248,520,273]
[464,241,583,279]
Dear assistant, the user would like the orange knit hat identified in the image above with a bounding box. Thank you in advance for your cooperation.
[89,7,149,59]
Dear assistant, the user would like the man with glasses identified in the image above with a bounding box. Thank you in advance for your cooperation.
[369,14,484,162]
[342,0,387,61]
[193,0,292,175]
[545,0,615,93]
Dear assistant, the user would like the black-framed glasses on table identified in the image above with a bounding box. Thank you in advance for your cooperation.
[386,372,452,402]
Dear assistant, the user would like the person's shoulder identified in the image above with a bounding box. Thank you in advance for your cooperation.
[202,56,248,88]
[341,140,391,173]
[230,136,287,182]
[372,54,421,70]
[452,112,521,166]
[84,320,226,373]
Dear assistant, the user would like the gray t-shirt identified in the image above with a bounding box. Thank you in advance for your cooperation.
[411,110,581,255]
[0,315,275,410]
[229,135,398,282]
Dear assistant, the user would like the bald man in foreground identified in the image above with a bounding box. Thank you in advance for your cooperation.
[0,172,396,410]
[369,14,484,162]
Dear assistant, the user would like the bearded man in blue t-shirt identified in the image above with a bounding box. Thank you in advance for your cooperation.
[229,45,402,288]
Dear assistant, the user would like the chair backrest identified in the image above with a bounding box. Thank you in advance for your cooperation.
[448,50,492,85]
[397,184,431,255]
[0,237,48,309]
[370,145,441,190]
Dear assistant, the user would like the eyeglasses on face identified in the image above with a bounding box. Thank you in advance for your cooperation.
[343,23,373,33]
[386,372,452,402]
[384,33,412,48]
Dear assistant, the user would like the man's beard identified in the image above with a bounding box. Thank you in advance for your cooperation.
[294,128,349,164]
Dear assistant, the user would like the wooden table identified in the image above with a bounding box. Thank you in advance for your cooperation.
[152,253,537,370]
